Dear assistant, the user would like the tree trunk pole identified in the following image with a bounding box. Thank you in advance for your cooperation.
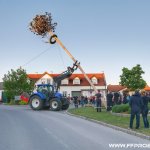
[48,31,98,93]
[48,31,107,108]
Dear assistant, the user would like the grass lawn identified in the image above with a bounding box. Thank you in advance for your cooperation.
[68,107,150,136]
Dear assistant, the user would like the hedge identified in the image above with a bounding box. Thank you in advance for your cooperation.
[112,104,130,113]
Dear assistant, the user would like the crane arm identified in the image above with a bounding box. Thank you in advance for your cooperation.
[53,61,79,91]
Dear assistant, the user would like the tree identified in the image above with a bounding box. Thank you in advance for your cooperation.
[3,67,34,102]
[119,64,146,91]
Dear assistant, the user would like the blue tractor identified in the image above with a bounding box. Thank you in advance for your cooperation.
[29,61,79,111]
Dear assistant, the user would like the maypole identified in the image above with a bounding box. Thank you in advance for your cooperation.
[29,12,106,107]
[29,12,97,93]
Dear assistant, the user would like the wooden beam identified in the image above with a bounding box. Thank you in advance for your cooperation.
[48,30,106,108]
[48,31,98,93]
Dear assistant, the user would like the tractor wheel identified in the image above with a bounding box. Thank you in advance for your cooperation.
[30,95,43,110]
[50,98,62,111]
[62,104,69,110]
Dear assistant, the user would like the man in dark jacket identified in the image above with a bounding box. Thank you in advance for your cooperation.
[106,91,113,111]
[141,90,149,128]
[73,96,78,108]
[113,92,121,105]
[129,90,143,129]
[95,90,102,112]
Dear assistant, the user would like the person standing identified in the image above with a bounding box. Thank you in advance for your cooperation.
[95,90,102,112]
[141,90,149,128]
[113,92,120,105]
[123,92,128,104]
[129,90,143,129]
[106,91,113,111]
[67,94,71,104]
[73,96,78,108]
[80,96,85,107]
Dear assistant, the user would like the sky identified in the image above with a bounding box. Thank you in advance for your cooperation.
[0,0,150,85]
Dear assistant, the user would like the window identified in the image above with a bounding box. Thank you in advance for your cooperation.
[91,77,98,84]
[41,78,51,84]
[61,79,68,85]
[47,79,51,84]
[73,77,80,85]
[41,78,46,84]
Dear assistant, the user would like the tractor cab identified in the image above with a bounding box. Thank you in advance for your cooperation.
[35,84,62,98]
[34,84,54,98]
[36,84,53,93]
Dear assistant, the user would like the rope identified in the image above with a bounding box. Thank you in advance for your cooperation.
[22,47,50,67]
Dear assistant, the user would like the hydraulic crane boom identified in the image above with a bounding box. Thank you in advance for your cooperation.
[53,61,79,91]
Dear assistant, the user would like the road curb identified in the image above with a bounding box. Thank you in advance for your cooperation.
[66,110,150,141]
[111,112,150,117]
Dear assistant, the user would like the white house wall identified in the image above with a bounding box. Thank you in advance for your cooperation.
[35,74,53,85]
[59,86,106,97]
[33,73,106,99]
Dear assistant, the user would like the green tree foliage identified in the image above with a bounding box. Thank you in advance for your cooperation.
[3,67,34,102]
[120,64,146,91]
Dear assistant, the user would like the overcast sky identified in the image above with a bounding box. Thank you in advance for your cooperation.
[0,0,150,85]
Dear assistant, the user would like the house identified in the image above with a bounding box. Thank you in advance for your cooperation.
[144,85,150,91]
[28,72,107,97]
[107,84,150,96]
[107,84,126,93]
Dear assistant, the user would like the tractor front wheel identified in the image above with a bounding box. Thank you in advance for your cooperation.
[30,95,43,110]
[50,98,62,111]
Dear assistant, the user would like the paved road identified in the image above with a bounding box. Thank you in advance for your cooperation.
[0,105,149,150]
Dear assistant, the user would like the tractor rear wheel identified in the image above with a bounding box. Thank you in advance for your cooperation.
[30,95,43,110]
[62,104,69,110]
[50,98,62,111]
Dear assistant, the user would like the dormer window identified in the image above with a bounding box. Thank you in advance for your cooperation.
[73,77,80,85]
[61,79,69,85]
[91,77,98,84]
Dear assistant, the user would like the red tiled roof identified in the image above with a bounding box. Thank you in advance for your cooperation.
[107,84,126,92]
[144,85,150,91]
[28,74,42,79]
[27,72,106,86]
[69,73,104,79]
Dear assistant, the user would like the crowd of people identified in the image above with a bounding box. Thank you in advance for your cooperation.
[67,94,96,108]
[107,90,150,129]
[67,90,131,111]
[67,89,150,129]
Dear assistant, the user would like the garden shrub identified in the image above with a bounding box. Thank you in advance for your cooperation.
[112,104,130,113]
[7,100,28,105]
